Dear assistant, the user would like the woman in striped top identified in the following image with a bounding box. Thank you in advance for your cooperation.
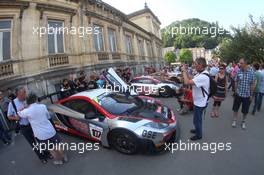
[211,65,228,117]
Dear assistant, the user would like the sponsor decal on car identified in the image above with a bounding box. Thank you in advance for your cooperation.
[142,130,157,139]
[89,123,103,140]
[69,118,89,134]
[55,123,68,131]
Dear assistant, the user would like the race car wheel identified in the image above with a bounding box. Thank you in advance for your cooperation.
[109,130,139,155]
[159,86,172,98]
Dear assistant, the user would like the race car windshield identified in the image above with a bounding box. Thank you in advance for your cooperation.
[99,93,143,115]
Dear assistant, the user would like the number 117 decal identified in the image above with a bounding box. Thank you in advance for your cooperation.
[89,123,103,140]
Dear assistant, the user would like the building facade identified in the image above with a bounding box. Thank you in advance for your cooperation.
[188,47,213,63]
[0,0,164,95]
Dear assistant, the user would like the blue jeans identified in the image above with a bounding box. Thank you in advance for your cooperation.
[252,92,264,113]
[0,121,11,143]
[193,105,206,138]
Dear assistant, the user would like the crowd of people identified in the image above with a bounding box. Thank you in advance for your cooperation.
[59,68,133,99]
[208,59,264,127]
[178,58,264,140]
[59,71,106,99]
[0,58,264,164]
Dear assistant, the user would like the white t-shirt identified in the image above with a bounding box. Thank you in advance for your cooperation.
[192,70,210,107]
[18,103,56,140]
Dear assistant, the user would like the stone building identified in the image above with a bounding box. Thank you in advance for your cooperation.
[188,47,213,63]
[0,0,164,96]
[162,46,213,64]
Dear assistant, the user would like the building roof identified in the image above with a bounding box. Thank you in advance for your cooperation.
[127,3,161,25]
[95,1,162,42]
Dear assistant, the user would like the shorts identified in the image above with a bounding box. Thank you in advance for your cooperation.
[232,95,251,114]
[37,133,61,149]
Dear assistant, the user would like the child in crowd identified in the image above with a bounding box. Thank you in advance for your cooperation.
[177,85,193,115]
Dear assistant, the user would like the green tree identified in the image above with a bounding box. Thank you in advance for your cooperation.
[218,15,264,63]
[179,49,193,64]
[164,51,177,65]
[161,18,231,49]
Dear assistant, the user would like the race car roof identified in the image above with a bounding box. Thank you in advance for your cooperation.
[133,75,160,82]
[72,88,110,99]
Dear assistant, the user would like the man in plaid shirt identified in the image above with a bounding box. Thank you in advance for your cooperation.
[232,58,256,129]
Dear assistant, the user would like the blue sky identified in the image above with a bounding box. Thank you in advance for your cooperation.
[103,0,264,30]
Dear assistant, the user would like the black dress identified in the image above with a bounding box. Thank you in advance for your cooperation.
[213,74,226,101]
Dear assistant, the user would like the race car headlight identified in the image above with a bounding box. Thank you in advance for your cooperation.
[144,122,169,129]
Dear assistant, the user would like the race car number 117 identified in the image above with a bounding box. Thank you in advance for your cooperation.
[89,124,103,140]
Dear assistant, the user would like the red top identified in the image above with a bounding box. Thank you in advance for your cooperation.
[184,90,193,109]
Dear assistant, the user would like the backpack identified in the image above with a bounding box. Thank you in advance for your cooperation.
[201,73,217,99]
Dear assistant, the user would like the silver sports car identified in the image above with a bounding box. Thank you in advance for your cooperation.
[48,68,180,154]
[48,90,179,154]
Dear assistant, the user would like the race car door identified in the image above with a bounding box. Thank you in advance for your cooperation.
[104,68,137,95]
[48,100,109,143]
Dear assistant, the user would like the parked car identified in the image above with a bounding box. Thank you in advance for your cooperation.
[130,76,182,97]
[48,88,180,154]
[150,71,182,84]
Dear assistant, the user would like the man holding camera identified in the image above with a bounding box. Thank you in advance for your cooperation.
[181,57,210,141]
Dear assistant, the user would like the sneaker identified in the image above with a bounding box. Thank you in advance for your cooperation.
[182,107,188,114]
[63,156,69,163]
[190,129,196,134]
[241,122,246,130]
[45,153,53,160]
[53,160,63,165]
[179,109,187,115]
[3,141,10,145]
[63,155,68,163]
[190,135,202,141]
[232,121,237,128]
[41,159,48,164]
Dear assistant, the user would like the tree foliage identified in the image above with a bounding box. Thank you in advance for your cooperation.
[218,15,264,63]
[164,51,177,64]
[179,49,193,64]
[161,18,230,49]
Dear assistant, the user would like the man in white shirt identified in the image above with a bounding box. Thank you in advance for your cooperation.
[18,102,56,141]
[181,57,210,140]
[7,86,51,163]
[17,93,66,165]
